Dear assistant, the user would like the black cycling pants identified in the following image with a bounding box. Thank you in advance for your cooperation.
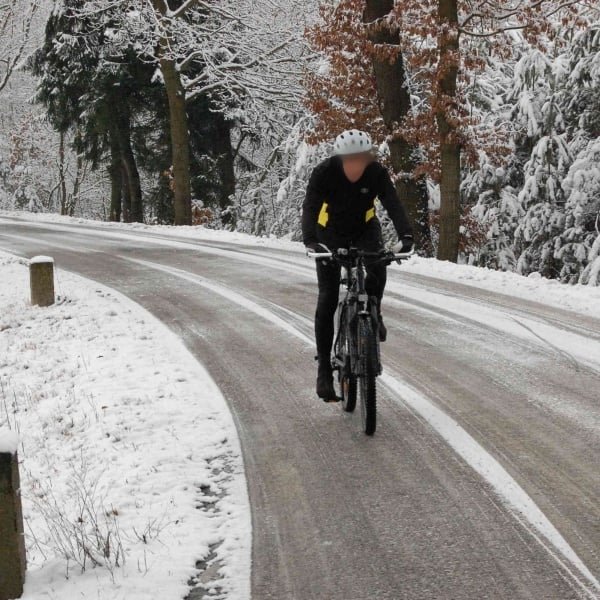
[314,222,386,358]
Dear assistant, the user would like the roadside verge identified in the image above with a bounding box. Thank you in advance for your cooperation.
[0,251,251,600]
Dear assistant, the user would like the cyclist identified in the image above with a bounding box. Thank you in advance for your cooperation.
[303,129,415,402]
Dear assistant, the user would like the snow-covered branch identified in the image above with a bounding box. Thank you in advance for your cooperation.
[0,0,39,93]
[77,0,315,128]
[458,0,593,37]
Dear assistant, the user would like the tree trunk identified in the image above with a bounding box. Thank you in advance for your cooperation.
[438,142,461,260]
[436,0,461,262]
[108,130,122,222]
[160,56,192,225]
[58,131,68,216]
[121,164,131,223]
[363,0,431,253]
[120,147,142,223]
[114,104,143,223]
[151,0,192,226]
[68,152,83,217]
[213,111,235,224]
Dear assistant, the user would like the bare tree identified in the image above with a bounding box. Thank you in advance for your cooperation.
[0,0,39,93]
[79,0,312,225]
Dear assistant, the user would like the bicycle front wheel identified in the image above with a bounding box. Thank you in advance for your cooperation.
[358,317,378,436]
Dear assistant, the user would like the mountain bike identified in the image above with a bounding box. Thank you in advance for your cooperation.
[309,246,414,435]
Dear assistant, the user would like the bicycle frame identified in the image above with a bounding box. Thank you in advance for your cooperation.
[337,249,384,375]
[338,248,374,314]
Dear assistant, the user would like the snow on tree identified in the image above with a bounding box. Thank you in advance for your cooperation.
[0,0,40,92]
[511,23,599,281]
[464,19,599,283]
[379,0,592,262]
[465,162,522,269]
[559,137,600,284]
[512,53,572,277]
[555,28,600,284]
[73,0,315,227]
[0,0,94,216]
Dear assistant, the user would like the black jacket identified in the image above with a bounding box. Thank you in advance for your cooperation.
[302,156,413,246]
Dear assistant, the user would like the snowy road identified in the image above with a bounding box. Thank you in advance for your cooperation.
[2,216,600,600]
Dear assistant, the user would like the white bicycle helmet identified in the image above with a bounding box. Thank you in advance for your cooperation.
[333,129,373,155]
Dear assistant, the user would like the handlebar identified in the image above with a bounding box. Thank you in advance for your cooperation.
[307,246,415,262]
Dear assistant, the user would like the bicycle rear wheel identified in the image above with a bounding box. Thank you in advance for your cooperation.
[358,317,378,436]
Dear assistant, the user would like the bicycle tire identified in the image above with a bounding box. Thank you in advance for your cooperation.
[337,304,357,412]
[358,317,378,436]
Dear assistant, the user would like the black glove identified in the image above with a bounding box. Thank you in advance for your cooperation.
[306,242,330,254]
[392,235,415,254]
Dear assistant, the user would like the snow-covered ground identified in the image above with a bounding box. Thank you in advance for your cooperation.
[0,250,250,600]
[398,257,600,319]
[1,209,599,319]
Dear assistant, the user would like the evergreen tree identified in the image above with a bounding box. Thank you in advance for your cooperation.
[462,50,518,268]
[30,1,147,221]
[465,161,522,270]
[509,50,572,277]
[559,137,600,284]
[555,29,600,284]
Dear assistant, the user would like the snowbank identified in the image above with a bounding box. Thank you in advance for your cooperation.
[0,209,300,252]
[398,256,600,318]
[0,251,250,600]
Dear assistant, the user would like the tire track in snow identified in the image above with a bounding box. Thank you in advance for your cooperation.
[123,255,600,599]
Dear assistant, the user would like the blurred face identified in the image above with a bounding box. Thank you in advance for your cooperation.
[341,152,373,183]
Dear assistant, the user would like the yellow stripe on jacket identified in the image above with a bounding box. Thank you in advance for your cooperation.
[318,202,329,227]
